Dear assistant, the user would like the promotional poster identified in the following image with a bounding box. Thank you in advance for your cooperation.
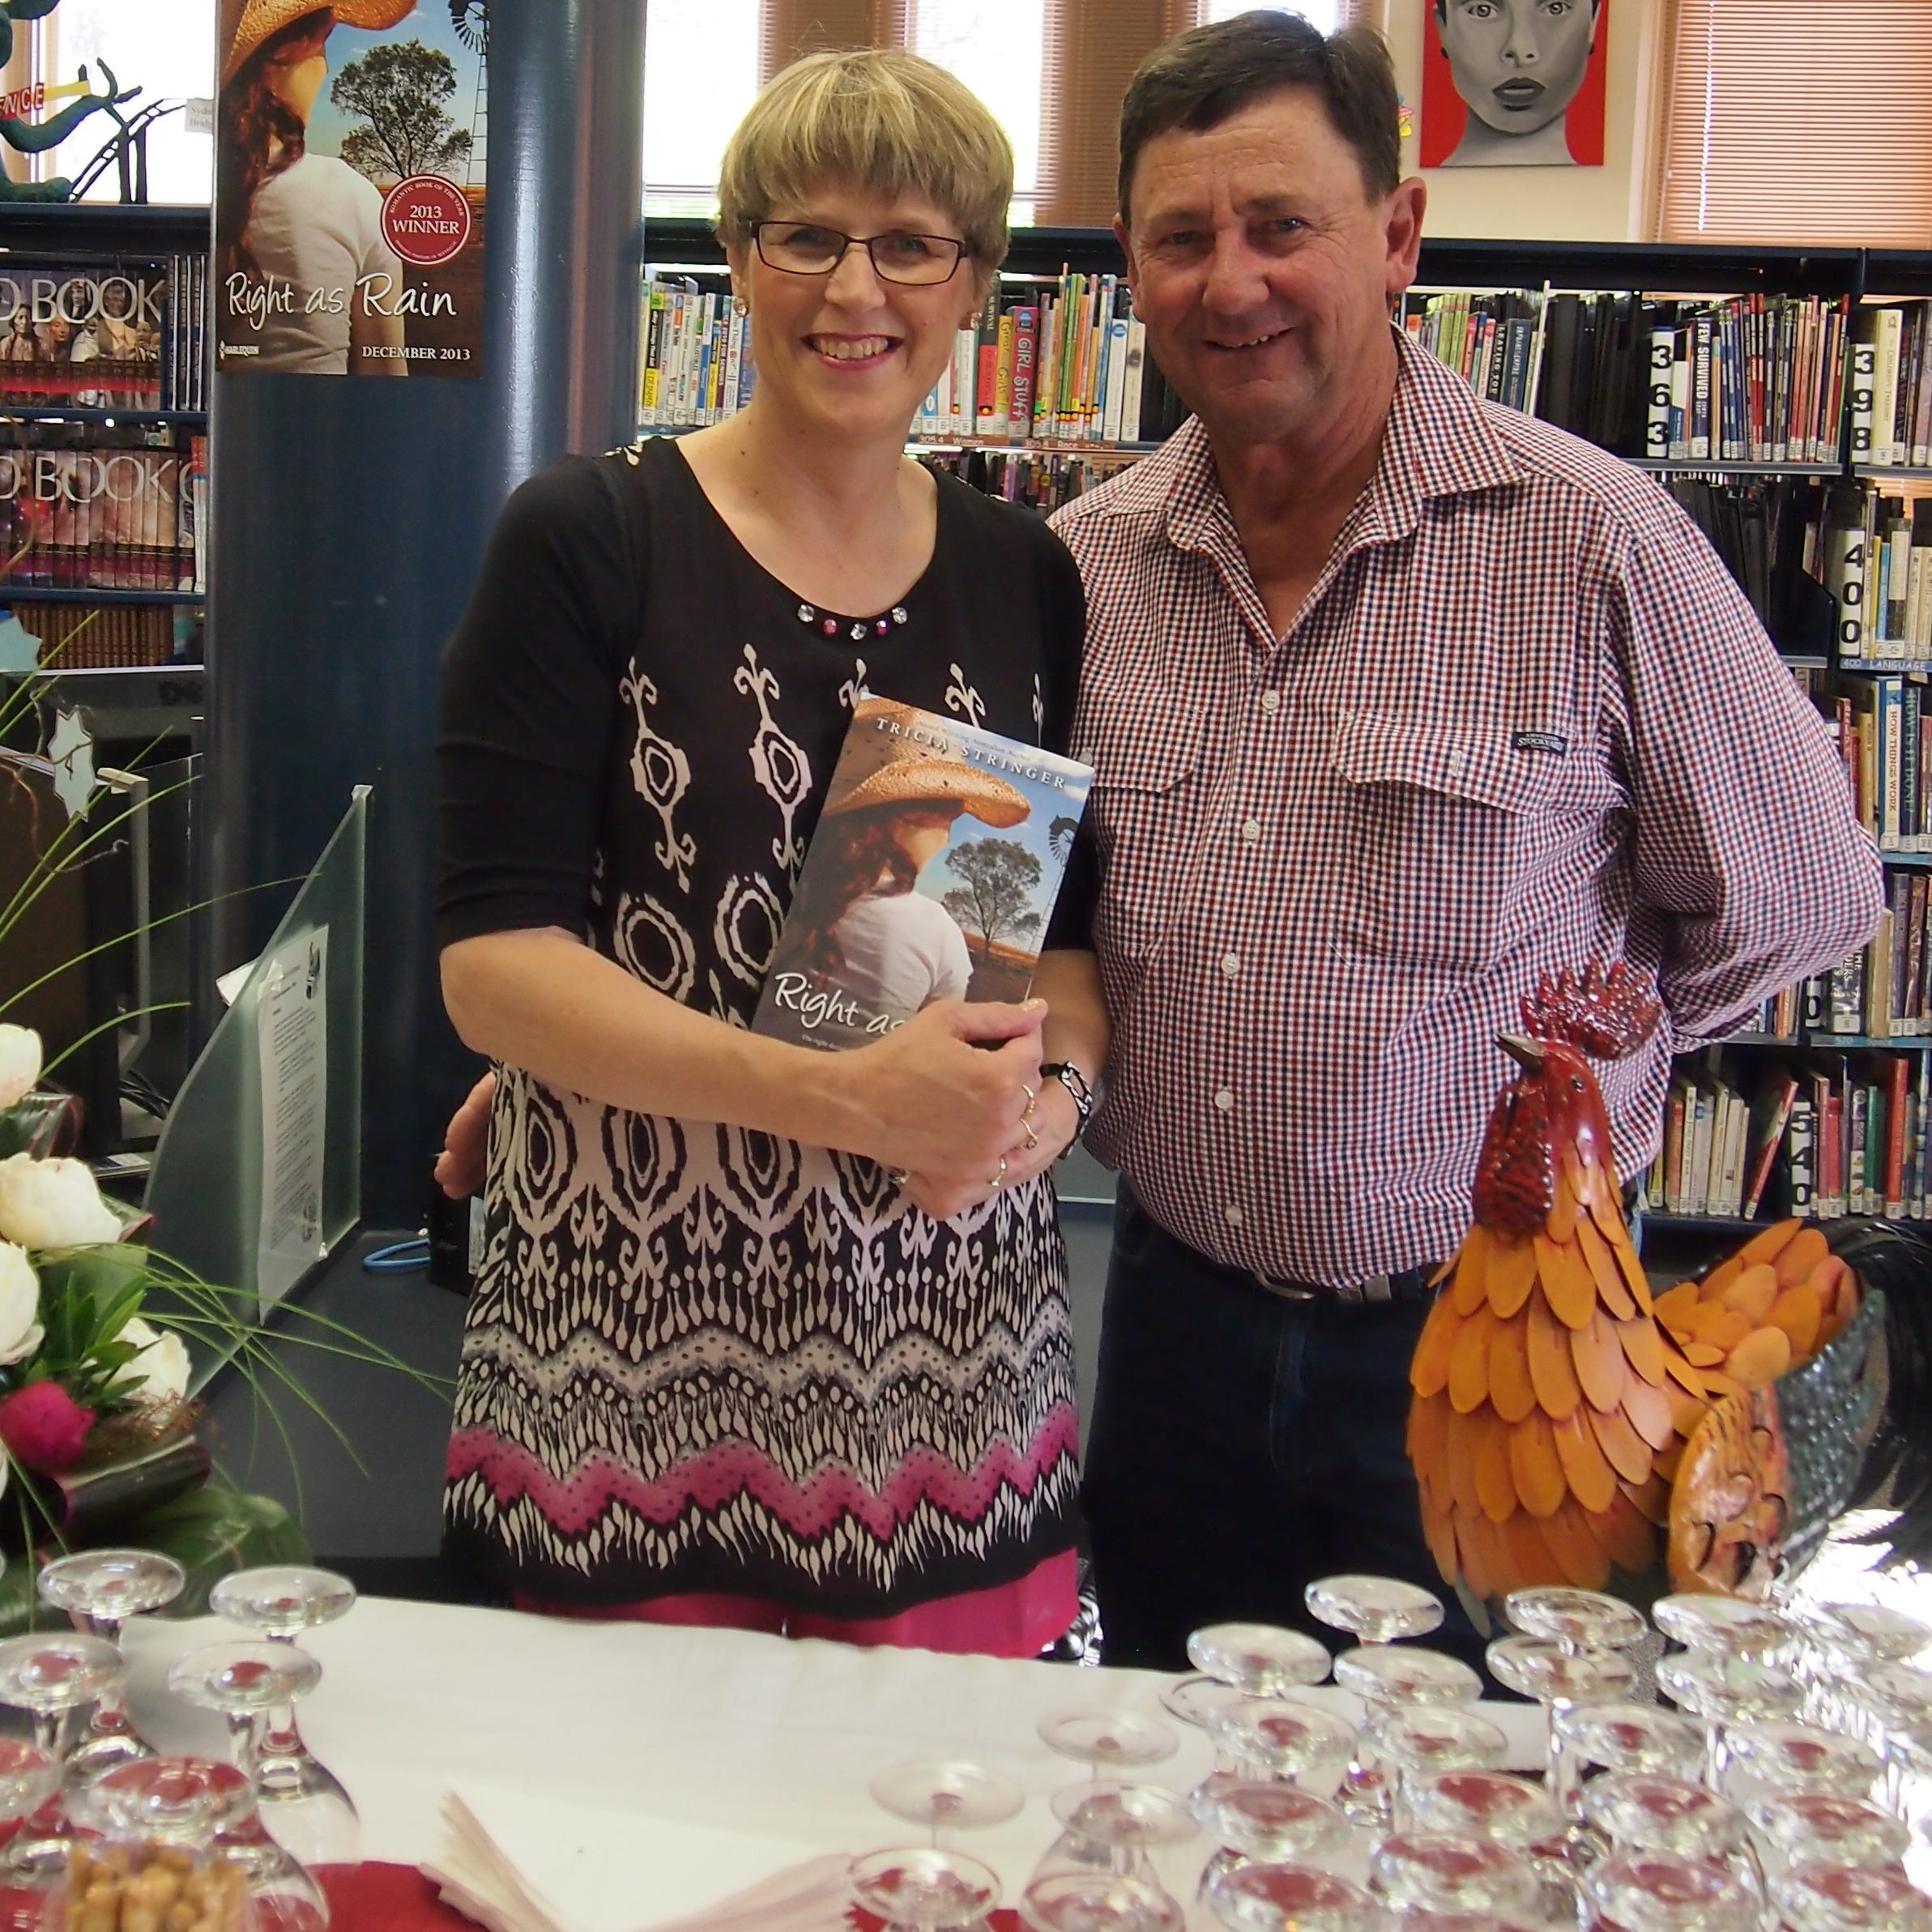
[215,0,488,377]
[1422,0,1608,168]
[753,697,1094,1054]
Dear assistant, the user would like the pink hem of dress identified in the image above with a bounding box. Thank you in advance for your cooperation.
[512,1547,1079,1659]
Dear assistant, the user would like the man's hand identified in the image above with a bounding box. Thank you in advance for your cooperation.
[434,1071,496,1198]
[899,1076,1080,1220]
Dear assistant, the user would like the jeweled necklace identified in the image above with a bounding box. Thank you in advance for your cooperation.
[796,601,910,642]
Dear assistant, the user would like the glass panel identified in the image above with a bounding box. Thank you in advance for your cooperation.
[643,0,761,220]
[914,0,1047,202]
[143,787,367,1364]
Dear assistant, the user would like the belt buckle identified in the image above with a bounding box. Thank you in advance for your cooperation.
[1256,1273,1320,1303]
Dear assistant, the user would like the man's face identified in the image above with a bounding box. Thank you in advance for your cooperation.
[1118,88,1422,454]
[1439,0,1596,138]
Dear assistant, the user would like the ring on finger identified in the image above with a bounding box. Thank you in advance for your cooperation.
[1021,1081,1037,1120]
[1022,1121,1039,1152]
[989,1155,1008,1190]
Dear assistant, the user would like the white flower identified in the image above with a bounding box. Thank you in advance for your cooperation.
[113,1316,190,1406]
[0,1154,122,1249]
[0,1242,41,1364]
[0,1026,40,1111]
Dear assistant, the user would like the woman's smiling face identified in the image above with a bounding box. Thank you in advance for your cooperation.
[1438,0,1597,139]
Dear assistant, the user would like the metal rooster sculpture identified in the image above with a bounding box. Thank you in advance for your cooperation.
[1407,962,1874,1611]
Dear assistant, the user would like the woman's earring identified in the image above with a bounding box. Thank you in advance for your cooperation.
[732,294,749,318]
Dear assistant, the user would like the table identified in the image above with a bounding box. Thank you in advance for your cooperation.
[118,1597,1543,1927]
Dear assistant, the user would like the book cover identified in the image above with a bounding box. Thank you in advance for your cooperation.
[1741,1073,1800,1219]
[752,697,1094,1052]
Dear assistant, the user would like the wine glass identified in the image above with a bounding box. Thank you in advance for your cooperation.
[1554,1700,1705,1789]
[208,1567,356,1642]
[1655,1648,1804,1790]
[849,1847,1001,1931]
[1332,1641,1480,1824]
[1720,1721,1881,1815]
[1840,1658,1932,1811]
[1486,1634,1636,1816]
[1207,1697,1357,1801]
[1184,1623,1331,1695]
[1749,1793,1910,1888]
[1504,1585,1648,1655]
[1192,1780,1349,1899]
[167,1641,321,1776]
[1582,1849,1764,1932]
[0,1631,125,1886]
[37,1548,185,1785]
[1305,1574,1444,1645]
[1405,1768,1571,1926]
[1202,1862,1377,1932]
[1653,1594,1797,1662]
[1580,1772,1750,1880]
[1038,1710,1178,1787]
[1048,1781,1195,1880]
[1367,1828,1542,1919]
[870,1759,1025,1850]
[1809,1601,1932,1665]
[1020,1870,1186,1932]
[1772,1859,1932,1930]
[1367,1705,1511,1830]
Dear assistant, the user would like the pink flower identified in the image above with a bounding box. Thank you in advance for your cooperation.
[0,1383,94,1474]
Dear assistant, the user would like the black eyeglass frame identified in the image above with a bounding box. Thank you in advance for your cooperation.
[750,221,970,286]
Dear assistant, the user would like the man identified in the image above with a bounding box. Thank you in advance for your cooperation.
[1046,11,1882,1669]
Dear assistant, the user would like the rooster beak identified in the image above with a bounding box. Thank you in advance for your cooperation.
[1497,1032,1546,1070]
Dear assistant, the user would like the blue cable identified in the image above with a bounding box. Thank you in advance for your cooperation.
[361,1234,430,1273]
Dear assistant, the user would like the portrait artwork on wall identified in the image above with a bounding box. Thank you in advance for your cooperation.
[1421,0,1608,168]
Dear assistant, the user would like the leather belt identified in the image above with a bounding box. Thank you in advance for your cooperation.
[1250,1263,1441,1307]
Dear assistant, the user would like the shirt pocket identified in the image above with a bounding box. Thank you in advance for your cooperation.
[1085,707,1207,971]
[1330,708,1568,977]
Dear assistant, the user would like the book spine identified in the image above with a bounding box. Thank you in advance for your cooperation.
[1785,1094,1816,1218]
[1645,325,1673,458]
[1009,305,1036,441]
[1102,315,1129,444]
[1851,318,1878,463]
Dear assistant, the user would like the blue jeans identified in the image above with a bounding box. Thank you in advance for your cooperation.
[1082,1184,1490,1678]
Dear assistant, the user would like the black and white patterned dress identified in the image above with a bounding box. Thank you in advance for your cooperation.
[436,438,1090,1635]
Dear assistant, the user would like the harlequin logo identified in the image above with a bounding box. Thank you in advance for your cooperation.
[381,175,471,268]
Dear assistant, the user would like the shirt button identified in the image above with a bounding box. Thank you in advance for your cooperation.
[1241,817,1262,844]
[1259,691,1282,715]
[1220,951,1242,978]
[1446,748,1466,776]
[1213,1088,1235,1112]
[1224,1203,1244,1227]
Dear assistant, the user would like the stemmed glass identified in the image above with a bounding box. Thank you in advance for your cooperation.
[1025,1785,1193,1932]
[1020,1870,1185,1932]
[1405,1769,1569,1926]
[1486,1634,1636,1817]
[207,1567,359,1874]
[1179,1623,1329,1711]
[1047,1781,1195,1881]
[849,1846,1002,1932]
[1330,1644,1479,1822]
[1367,1705,1511,1829]
[1653,1595,1797,1662]
[1305,1574,1444,1646]
[1202,1863,1377,1932]
[1193,1780,1349,1899]
[1720,1721,1882,1815]
[870,1759,1025,1850]
[1772,1860,1932,1930]
[1580,1771,1754,1901]
[37,1548,186,1785]
[1840,1659,1932,1814]
[1749,1793,1911,1888]
[1656,1648,1806,1790]
[1504,1586,1648,1656]
[1206,1698,1357,1802]
[0,1631,125,1884]
[1037,1711,1178,1788]
[1581,1849,1764,1932]
[1800,1606,1932,1742]
[1554,1700,1705,1789]
[1367,1828,1542,1921]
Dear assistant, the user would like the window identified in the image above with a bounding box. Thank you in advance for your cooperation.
[1656,0,1932,247]
[914,0,1046,223]
[645,0,762,220]
[42,0,215,204]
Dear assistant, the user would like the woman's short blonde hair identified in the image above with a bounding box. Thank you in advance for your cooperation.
[717,49,1013,271]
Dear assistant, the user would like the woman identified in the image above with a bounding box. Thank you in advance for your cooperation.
[215,0,409,374]
[437,49,1109,1656]
[1435,0,1601,167]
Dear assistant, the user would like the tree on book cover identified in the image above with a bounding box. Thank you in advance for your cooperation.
[752,697,1094,1053]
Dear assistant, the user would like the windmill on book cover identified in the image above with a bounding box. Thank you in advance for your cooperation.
[752,697,1094,1053]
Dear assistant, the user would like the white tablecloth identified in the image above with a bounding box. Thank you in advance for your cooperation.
[118,1597,1544,1918]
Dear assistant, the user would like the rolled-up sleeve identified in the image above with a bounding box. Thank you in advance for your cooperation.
[1608,494,1884,1045]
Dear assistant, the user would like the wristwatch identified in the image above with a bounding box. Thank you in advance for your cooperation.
[1040,1061,1094,1157]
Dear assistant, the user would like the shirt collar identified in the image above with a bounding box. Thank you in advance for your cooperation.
[1158,326,1523,556]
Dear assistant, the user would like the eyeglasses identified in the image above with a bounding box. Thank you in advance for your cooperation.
[752,221,968,287]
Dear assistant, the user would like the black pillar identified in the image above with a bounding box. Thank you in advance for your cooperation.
[206,0,645,1226]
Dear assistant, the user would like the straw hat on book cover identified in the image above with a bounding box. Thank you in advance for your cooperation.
[220,0,417,85]
[827,700,1030,828]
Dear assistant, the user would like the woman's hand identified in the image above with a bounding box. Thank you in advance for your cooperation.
[434,1071,497,1198]
[899,1076,1079,1221]
[840,997,1045,1184]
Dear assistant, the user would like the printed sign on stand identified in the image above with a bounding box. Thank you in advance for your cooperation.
[256,927,327,1309]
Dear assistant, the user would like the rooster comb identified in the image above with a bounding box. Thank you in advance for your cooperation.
[1520,959,1662,1061]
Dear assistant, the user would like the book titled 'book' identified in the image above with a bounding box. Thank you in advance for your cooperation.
[752,697,1094,1052]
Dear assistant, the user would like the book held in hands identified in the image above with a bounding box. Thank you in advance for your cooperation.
[752,697,1094,1052]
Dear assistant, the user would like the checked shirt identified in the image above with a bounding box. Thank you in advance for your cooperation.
[1048,330,1883,1293]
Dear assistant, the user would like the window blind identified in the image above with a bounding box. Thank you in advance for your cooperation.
[759,1,912,85]
[1656,0,1932,247]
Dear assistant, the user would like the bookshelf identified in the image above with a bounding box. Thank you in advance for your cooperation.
[0,201,211,680]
